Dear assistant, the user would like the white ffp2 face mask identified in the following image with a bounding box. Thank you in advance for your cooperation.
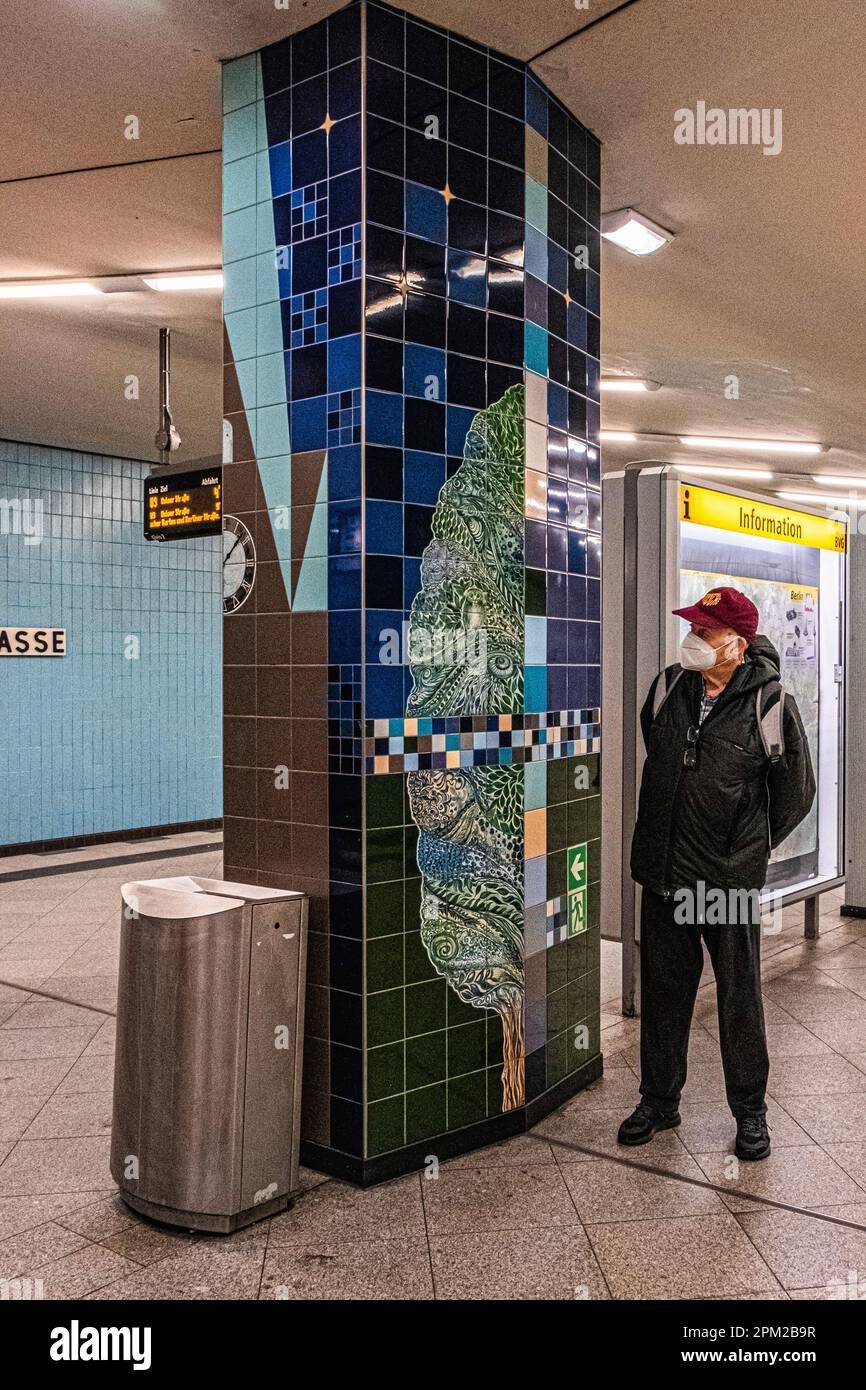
[680,630,736,671]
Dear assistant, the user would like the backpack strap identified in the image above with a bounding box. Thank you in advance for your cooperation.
[757,681,786,763]
[651,666,684,720]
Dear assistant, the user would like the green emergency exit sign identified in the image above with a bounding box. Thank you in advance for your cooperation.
[567,842,588,892]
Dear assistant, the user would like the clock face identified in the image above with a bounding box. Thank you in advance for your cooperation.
[223,515,256,614]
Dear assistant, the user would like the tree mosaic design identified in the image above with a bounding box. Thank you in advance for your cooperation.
[406,385,526,1110]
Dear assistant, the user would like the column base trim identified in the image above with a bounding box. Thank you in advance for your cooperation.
[299,1052,604,1187]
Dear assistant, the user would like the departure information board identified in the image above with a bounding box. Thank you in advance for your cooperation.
[144,467,222,541]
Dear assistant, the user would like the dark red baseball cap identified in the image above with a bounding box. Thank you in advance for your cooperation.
[672,586,759,640]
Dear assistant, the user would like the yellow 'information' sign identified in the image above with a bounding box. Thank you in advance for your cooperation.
[680,484,846,553]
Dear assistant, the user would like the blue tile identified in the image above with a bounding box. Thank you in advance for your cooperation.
[446,405,475,456]
[366,500,403,555]
[329,612,361,664]
[366,390,404,446]
[404,451,445,505]
[365,664,403,721]
[447,249,486,306]
[405,181,447,244]
[404,344,445,399]
[328,333,361,392]
[291,395,327,451]
[526,77,548,137]
[329,445,361,500]
[269,141,292,197]
[524,665,547,714]
[524,322,548,377]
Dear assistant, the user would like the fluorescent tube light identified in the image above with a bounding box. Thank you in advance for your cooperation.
[143,272,224,291]
[777,491,866,506]
[680,436,823,455]
[674,464,774,480]
[0,281,104,299]
[813,474,866,487]
[600,430,638,442]
[600,377,661,393]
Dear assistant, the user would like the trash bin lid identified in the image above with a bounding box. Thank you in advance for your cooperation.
[187,877,303,901]
[121,881,243,921]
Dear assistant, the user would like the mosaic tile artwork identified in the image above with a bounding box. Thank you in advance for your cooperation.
[222,0,602,1178]
[406,384,525,1110]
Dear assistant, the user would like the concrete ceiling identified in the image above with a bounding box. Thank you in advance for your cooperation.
[0,0,863,491]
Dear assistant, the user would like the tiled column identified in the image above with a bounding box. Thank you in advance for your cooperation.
[222,0,602,1183]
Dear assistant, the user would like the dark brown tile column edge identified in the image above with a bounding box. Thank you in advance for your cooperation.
[300,1052,604,1187]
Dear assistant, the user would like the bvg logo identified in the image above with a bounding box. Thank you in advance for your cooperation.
[700,592,722,607]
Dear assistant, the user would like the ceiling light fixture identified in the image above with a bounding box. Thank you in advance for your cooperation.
[777,491,866,507]
[674,464,774,480]
[143,272,224,291]
[680,436,824,455]
[813,474,866,487]
[600,430,638,442]
[600,377,661,393]
[0,280,105,299]
[600,208,673,256]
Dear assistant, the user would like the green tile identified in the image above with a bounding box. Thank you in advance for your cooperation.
[367,1095,405,1156]
[406,1029,447,1089]
[567,975,587,1029]
[447,1069,487,1129]
[585,794,601,839]
[547,1028,569,1087]
[547,757,567,806]
[486,1063,505,1117]
[404,876,421,928]
[368,1040,405,1102]
[547,984,567,1040]
[547,939,567,995]
[367,987,405,1048]
[405,978,446,1037]
[567,798,587,845]
[567,933,590,978]
[587,837,601,886]
[366,827,404,883]
[587,880,600,931]
[366,934,404,992]
[366,880,403,938]
[447,1019,487,1077]
[406,1081,447,1143]
[446,988,479,1029]
[546,847,567,899]
[547,801,567,854]
[403,824,419,877]
[405,926,438,985]
[485,1011,504,1067]
[366,773,405,828]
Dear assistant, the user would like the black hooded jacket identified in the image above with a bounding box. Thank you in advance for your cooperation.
[630,635,816,894]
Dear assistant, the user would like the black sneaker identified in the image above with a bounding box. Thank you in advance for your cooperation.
[735,1113,771,1161]
[617,1101,681,1146]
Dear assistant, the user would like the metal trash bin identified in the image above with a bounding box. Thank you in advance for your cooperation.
[110,876,307,1233]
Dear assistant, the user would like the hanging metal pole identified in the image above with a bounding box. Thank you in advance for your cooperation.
[154,326,181,463]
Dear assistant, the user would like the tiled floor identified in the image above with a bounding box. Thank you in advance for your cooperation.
[1,842,865,1300]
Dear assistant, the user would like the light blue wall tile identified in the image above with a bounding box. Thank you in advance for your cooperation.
[0,444,222,846]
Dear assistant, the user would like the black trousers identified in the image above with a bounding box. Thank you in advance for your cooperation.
[639,888,769,1119]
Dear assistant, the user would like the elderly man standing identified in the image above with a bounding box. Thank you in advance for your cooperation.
[618,587,815,1160]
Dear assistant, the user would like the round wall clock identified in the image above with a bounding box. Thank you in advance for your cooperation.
[223,515,256,614]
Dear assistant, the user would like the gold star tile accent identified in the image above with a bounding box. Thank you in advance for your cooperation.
[321,113,335,135]
[396,274,410,297]
[563,291,573,305]
[441,183,455,205]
